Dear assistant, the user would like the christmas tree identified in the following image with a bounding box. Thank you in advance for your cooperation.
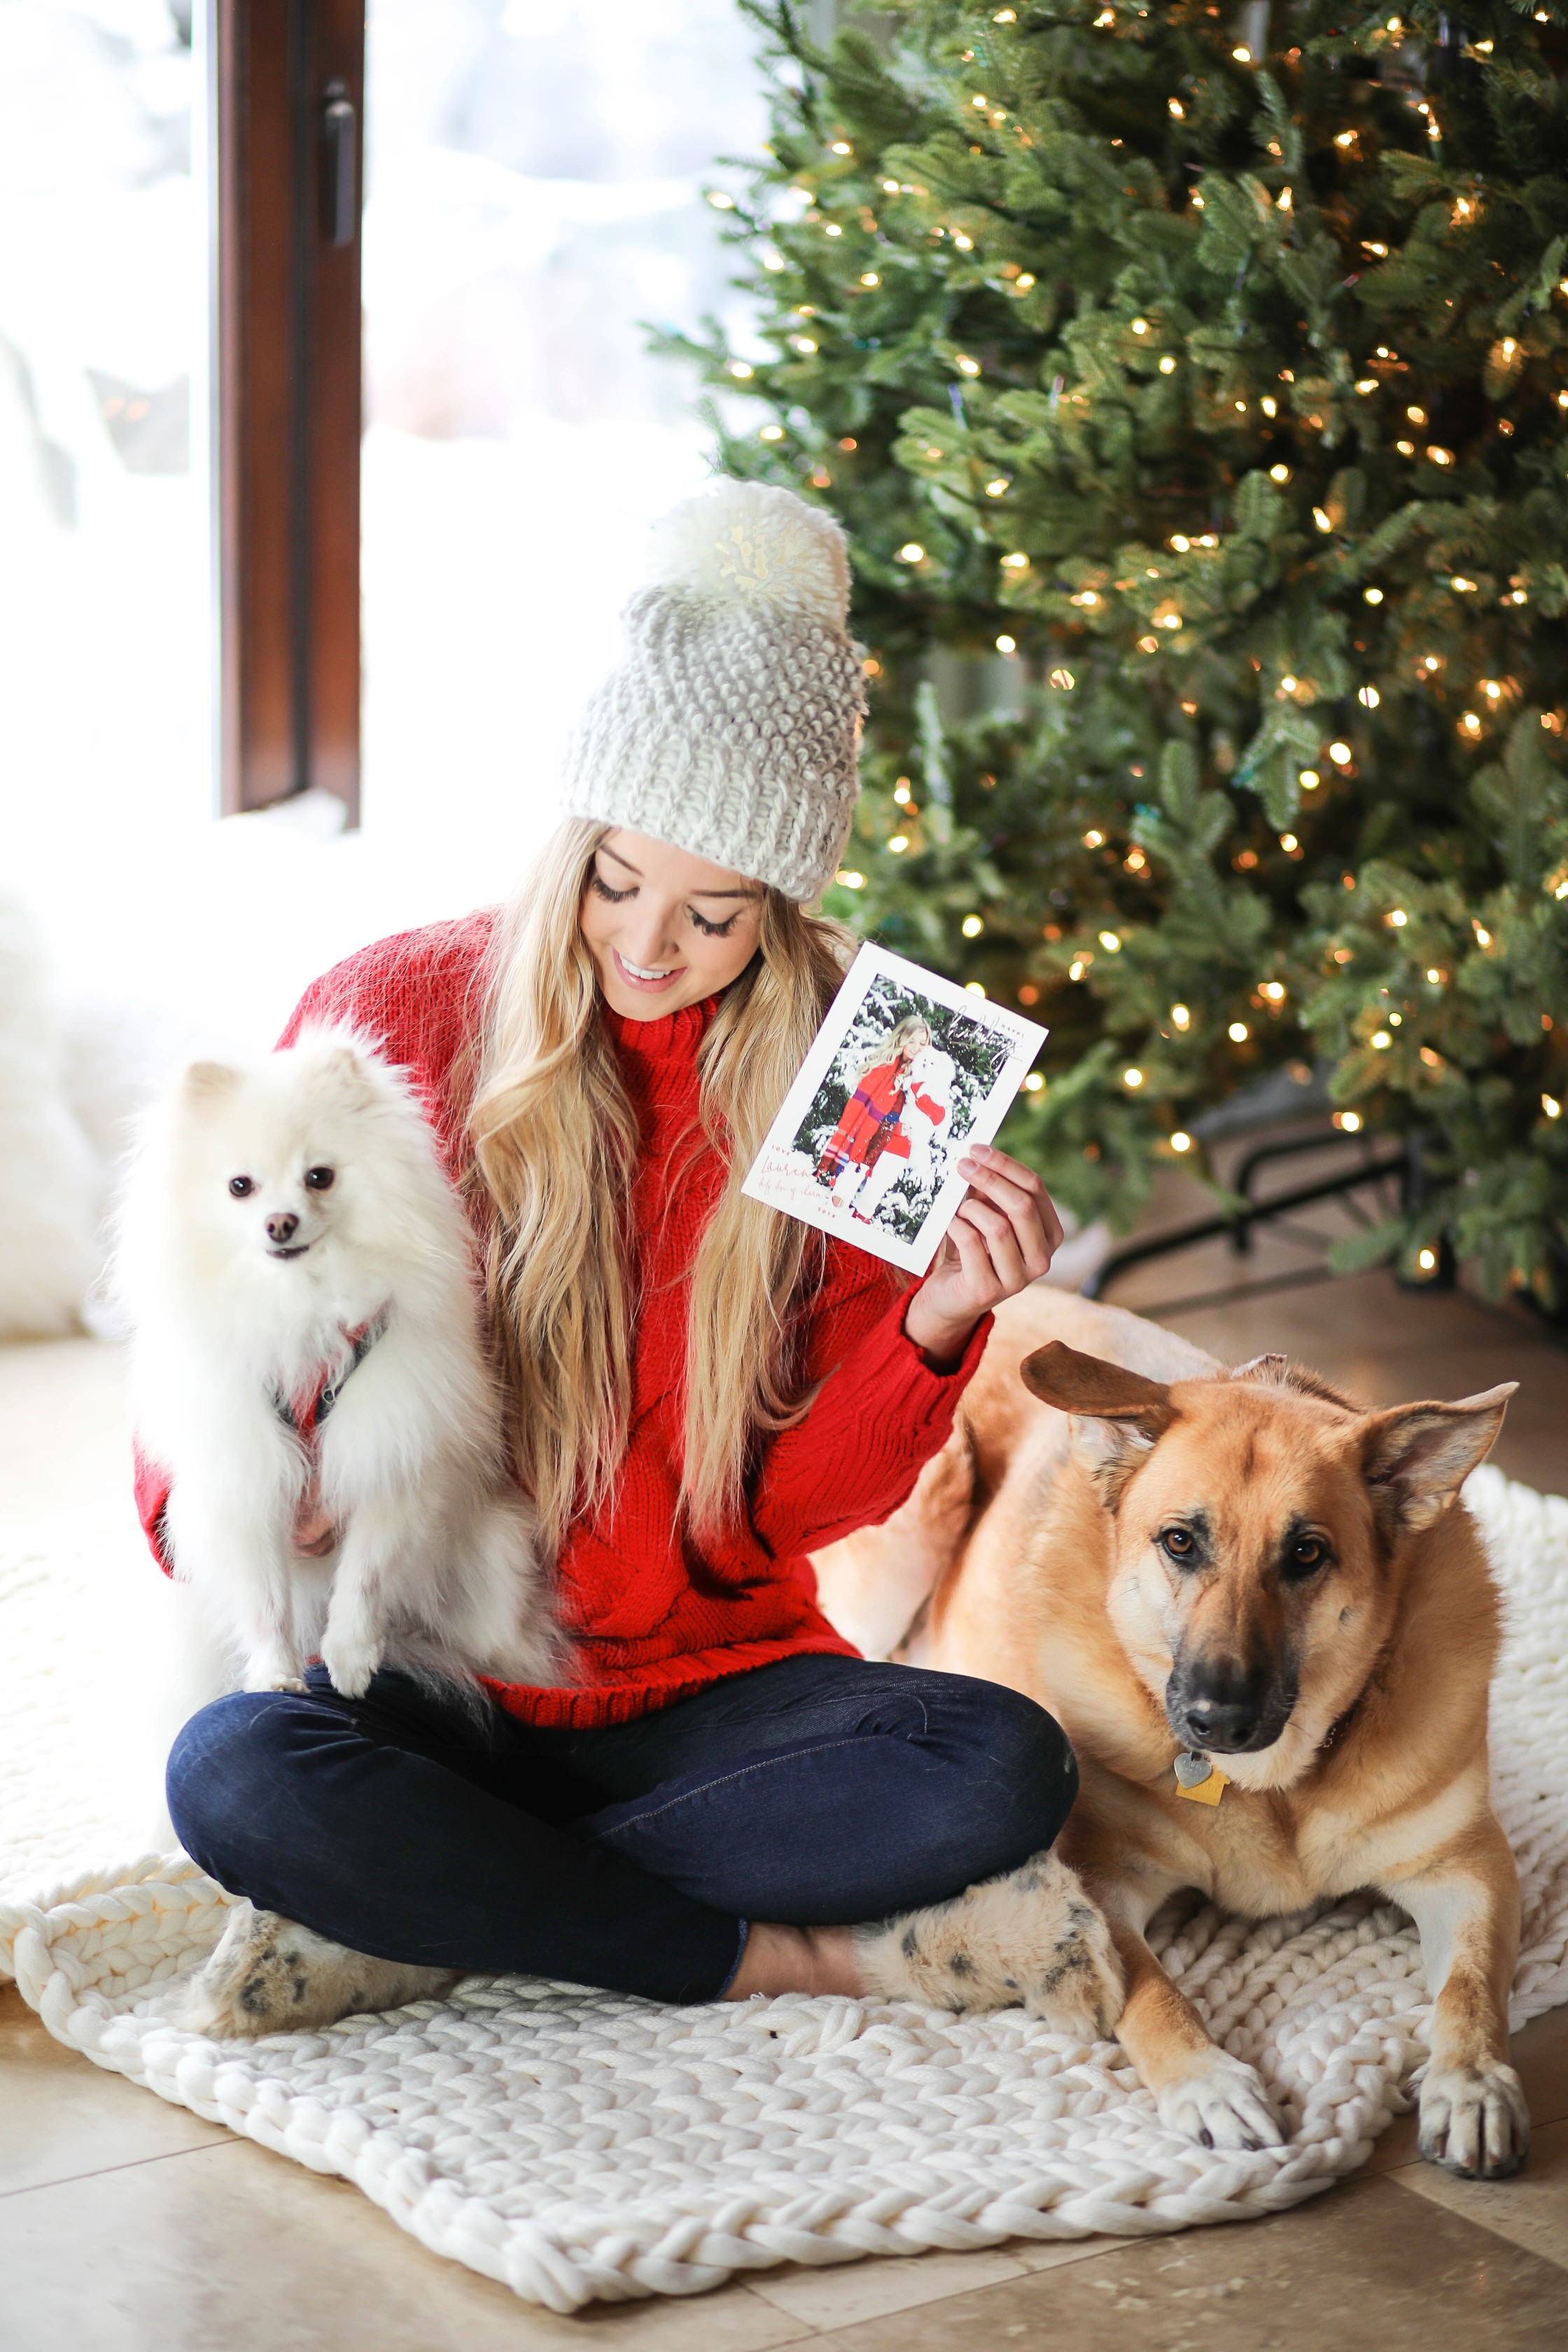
[668,0,1568,1306]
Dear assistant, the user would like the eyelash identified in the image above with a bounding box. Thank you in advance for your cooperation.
[589,873,740,938]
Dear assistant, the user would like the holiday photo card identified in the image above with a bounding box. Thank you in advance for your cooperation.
[743,945,1048,1276]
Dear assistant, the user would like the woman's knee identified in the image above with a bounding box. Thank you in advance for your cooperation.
[166,1689,320,1880]
[927,1672,1079,1879]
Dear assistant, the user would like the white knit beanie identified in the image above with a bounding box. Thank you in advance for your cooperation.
[558,481,867,902]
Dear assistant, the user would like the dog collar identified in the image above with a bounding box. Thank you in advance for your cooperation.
[272,1309,391,1445]
[1173,1748,1229,1806]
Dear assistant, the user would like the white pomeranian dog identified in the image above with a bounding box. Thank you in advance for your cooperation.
[115,1026,559,1700]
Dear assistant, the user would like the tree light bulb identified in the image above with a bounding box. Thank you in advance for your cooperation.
[1171,1131,1192,1152]
[1160,356,1177,372]
[1329,742,1352,765]
[1124,1067,1144,1088]
[995,634,1016,654]
[1364,587,1383,604]
[1100,930,1122,953]
[1171,1004,1191,1029]
[962,913,984,937]
[1300,769,1320,789]
[898,542,925,563]
[1228,1021,1250,1042]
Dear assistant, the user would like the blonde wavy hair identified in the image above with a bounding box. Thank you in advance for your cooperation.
[469,819,855,1545]
[855,1014,929,1082]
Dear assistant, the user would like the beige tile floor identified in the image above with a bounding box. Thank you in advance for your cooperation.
[4,1222,1568,2346]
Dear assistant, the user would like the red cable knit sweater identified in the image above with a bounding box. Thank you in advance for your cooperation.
[133,909,990,1728]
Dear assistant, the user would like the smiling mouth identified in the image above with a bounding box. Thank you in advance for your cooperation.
[612,948,685,989]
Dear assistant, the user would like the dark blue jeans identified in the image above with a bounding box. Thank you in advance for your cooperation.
[166,1651,1077,2004]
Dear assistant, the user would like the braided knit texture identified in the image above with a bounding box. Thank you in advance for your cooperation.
[559,482,867,900]
[4,1466,1567,2312]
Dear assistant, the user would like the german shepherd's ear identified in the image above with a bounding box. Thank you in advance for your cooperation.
[1359,1383,1517,1539]
[1021,1343,1177,1505]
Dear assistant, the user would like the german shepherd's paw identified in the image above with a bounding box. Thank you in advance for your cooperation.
[175,1900,461,2039]
[1418,2061,1530,2179]
[1156,2048,1285,2152]
[854,1849,1126,2038]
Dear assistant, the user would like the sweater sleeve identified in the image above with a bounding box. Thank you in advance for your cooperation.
[749,1252,991,1560]
[135,1441,175,1577]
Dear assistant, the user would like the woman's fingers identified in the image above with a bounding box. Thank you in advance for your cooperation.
[956,1146,1058,1279]
[943,1203,995,1294]
[953,1193,1028,1295]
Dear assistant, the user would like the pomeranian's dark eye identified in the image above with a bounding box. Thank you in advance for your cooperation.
[1159,1527,1196,1564]
[1284,1534,1329,1578]
[228,1175,254,1198]
[304,1166,335,1191]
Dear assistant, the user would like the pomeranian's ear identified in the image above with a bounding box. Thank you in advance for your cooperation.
[182,1060,241,1103]
[312,1043,377,1109]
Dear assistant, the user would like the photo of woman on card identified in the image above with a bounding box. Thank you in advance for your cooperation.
[746,944,1046,1278]
[815,1015,930,1209]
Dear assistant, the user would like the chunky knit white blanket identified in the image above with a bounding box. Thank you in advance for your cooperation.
[4,1467,1567,2314]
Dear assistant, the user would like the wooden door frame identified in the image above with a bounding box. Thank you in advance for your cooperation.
[214,0,364,822]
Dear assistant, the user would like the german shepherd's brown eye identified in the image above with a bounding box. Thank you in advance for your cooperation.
[1285,1534,1329,1578]
[304,1166,335,1191]
[1159,1527,1196,1564]
[228,1175,254,1198]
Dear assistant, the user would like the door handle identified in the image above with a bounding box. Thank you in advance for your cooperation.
[321,80,357,248]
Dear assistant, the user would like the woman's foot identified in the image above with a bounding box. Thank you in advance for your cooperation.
[722,1921,865,2001]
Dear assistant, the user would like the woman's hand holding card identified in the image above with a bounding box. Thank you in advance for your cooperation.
[902,1144,1065,1366]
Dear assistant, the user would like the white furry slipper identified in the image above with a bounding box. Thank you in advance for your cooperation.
[854,1850,1125,2038]
[177,1899,461,2038]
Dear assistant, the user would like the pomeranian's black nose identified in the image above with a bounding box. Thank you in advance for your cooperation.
[266,1212,299,1244]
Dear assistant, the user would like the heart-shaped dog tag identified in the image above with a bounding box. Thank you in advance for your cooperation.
[1173,1749,1213,1789]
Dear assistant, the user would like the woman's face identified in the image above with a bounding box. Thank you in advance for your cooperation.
[580,829,766,1021]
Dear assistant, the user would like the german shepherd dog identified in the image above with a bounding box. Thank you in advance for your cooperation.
[811,1291,1527,2180]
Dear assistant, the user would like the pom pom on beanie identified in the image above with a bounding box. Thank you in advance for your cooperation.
[558,481,866,902]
